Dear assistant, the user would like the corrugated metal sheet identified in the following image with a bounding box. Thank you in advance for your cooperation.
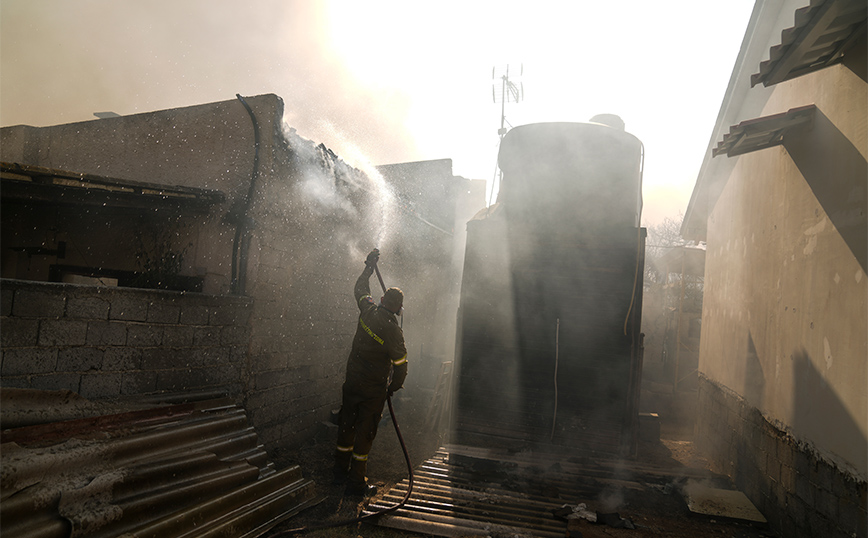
[1,161,226,213]
[364,444,716,537]
[1,392,320,538]
[751,0,867,87]
[712,105,816,157]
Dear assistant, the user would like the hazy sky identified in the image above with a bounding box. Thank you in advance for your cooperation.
[1,0,756,225]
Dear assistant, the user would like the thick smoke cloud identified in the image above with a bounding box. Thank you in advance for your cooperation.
[0,0,420,168]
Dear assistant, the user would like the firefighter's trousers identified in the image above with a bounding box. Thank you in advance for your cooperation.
[335,382,387,487]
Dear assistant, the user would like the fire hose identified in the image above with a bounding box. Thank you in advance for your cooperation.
[268,259,414,536]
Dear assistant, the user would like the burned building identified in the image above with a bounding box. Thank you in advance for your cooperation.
[1,93,485,451]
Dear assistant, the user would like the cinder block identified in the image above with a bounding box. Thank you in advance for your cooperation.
[256,424,282,448]
[762,451,779,482]
[229,346,248,363]
[210,306,251,327]
[193,326,220,346]
[121,371,157,395]
[761,424,777,459]
[1,348,57,375]
[103,347,142,371]
[80,373,122,399]
[147,302,181,324]
[814,487,838,521]
[1,318,40,347]
[221,382,243,398]
[785,492,809,527]
[805,508,836,538]
[220,325,249,346]
[140,347,187,370]
[245,386,284,410]
[199,362,235,387]
[31,373,81,392]
[255,370,287,390]
[288,379,318,399]
[86,321,128,346]
[254,352,287,371]
[250,404,281,426]
[109,297,148,321]
[155,368,206,392]
[780,463,797,493]
[13,289,66,318]
[780,510,801,538]
[777,436,795,468]
[858,505,867,538]
[194,347,230,368]
[38,319,87,346]
[67,296,110,320]
[162,326,194,347]
[0,375,30,389]
[126,324,163,347]
[794,448,813,479]
[179,305,210,325]
[1,288,14,316]
[795,472,816,506]
[57,347,104,371]
[837,497,860,535]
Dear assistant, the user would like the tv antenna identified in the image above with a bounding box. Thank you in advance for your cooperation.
[492,64,523,138]
[489,64,524,207]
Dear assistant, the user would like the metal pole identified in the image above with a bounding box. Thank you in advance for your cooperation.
[674,254,686,390]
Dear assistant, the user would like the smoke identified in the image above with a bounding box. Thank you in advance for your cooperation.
[0,1,420,168]
[312,119,400,250]
[279,119,399,265]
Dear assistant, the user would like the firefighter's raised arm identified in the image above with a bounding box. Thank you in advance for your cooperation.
[354,249,380,306]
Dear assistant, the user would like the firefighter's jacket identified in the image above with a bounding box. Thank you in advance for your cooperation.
[344,266,408,396]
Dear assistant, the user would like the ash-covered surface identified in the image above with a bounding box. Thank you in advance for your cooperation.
[267,399,775,538]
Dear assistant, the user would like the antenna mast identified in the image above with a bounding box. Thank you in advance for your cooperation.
[490,64,524,206]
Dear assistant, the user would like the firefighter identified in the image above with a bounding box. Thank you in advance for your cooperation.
[334,248,407,496]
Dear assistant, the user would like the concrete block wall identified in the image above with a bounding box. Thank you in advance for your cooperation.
[240,149,368,451]
[697,374,867,538]
[1,279,252,401]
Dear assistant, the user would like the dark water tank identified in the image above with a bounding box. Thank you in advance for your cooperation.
[497,120,643,233]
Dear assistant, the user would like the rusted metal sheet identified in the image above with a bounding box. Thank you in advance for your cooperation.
[365,444,715,537]
[1,392,319,538]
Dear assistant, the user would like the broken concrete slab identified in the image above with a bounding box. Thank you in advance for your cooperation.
[681,479,768,524]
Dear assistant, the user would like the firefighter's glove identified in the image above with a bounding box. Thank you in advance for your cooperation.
[387,383,401,397]
[365,249,380,267]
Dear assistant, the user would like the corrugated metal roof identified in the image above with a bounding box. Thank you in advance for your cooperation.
[751,0,867,87]
[712,105,816,157]
[1,391,321,538]
[1,161,225,213]
[364,444,724,537]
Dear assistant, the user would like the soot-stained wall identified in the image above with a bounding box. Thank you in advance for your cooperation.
[0,94,483,452]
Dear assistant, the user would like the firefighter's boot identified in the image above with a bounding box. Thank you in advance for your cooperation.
[346,455,377,497]
[333,448,351,485]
